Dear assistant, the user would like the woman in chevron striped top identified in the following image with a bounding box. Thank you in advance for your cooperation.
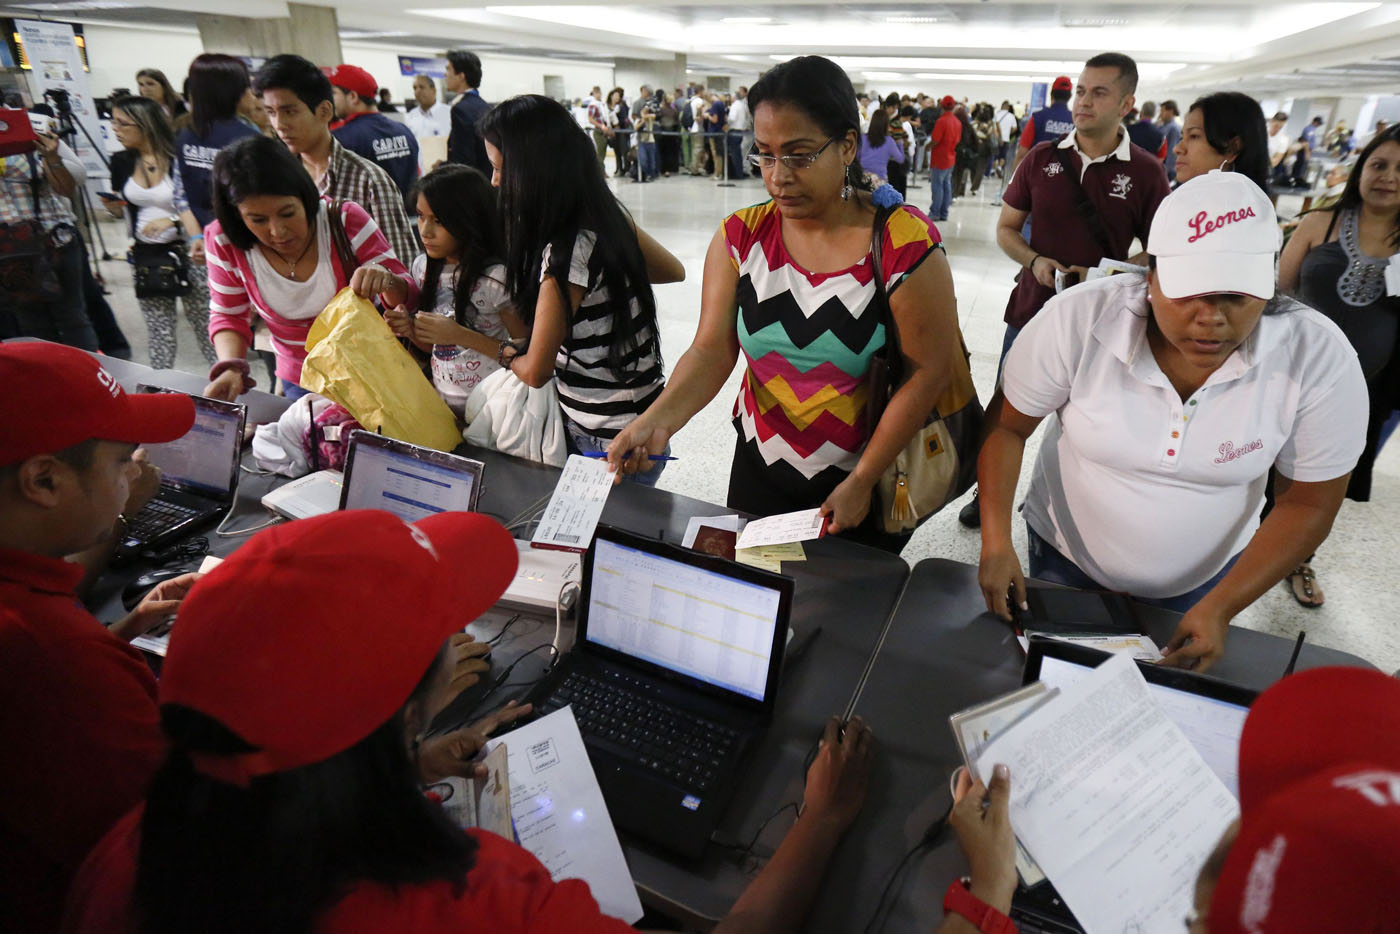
[608,56,963,551]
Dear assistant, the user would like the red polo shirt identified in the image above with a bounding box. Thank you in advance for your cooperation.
[63,812,635,934]
[929,111,961,170]
[0,548,164,934]
[1002,130,1170,328]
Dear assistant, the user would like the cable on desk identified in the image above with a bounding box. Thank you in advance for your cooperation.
[861,798,954,934]
[214,511,283,537]
[239,464,277,476]
[710,801,800,865]
[485,613,523,645]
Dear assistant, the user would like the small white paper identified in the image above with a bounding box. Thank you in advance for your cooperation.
[484,708,644,924]
[531,455,615,552]
[1016,632,1162,663]
[1085,257,1148,282]
[734,508,826,550]
[681,514,747,548]
[977,653,1238,934]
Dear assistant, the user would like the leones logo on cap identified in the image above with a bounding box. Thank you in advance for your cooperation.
[1187,206,1258,244]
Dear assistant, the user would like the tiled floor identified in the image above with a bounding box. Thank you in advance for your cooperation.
[92,168,1400,674]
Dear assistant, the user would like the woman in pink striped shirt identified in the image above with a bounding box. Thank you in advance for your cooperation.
[201,135,417,401]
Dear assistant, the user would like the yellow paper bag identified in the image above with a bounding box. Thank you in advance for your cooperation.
[299,288,461,452]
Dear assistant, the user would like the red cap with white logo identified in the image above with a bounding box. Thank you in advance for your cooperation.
[0,342,194,465]
[323,64,378,103]
[1208,667,1400,933]
[1147,170,1281,300]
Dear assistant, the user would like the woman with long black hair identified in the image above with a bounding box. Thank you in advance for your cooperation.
[479,94,684,483]
[63,510,874,934]
[1171,92,1272,195]
[383,164,527,418]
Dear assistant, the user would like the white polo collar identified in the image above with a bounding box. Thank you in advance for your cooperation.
[1056,128,1132,180]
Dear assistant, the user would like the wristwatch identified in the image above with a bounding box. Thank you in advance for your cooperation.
[943,878,1018,933]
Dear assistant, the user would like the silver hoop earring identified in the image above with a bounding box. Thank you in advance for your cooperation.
[1219,159,1234,172]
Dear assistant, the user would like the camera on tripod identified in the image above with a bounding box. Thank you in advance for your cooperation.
[43,88,73,116]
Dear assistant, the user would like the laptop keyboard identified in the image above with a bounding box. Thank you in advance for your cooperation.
[126,498,199,541]
[536,669,738,794]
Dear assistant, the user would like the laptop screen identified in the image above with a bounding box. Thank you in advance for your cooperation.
[139,391,245,498]
[340,431,482,522]
[1030,648,1253,797]
[584,534,786,703]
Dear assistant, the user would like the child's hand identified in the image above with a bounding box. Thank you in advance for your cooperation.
[384,304,414,338]
[413,312,466,347]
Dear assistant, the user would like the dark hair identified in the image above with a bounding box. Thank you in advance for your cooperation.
[866,108,889,147]
[133,657,475,934]
[747,55,867,195]
[186,53,250,139]
[882,92,899,109]
[1050,86,1072,104]
[1188,92,1271,196]
[136,68,181,112]
[211,135,323,251]
[414,165,504,327]
[446,49,482,88]
[1084,52,1139,96]
[1334,124,1400,247]
[1160,99,1179,115]
[0,438,98,484]
[111,95,175,162]
[479,94,659,374]
[253,54,333,118]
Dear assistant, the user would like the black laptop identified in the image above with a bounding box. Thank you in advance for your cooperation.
[526,524,795,859]
[1008,638,1258,933]
[113,386,246,565]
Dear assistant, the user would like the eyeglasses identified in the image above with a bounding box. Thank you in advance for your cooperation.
[747,137,840,171]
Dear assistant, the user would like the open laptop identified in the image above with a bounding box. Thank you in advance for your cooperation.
[525,524,795,860]
[261,430,483,522]
[113,386,246,565]
[1009,638,1258,933]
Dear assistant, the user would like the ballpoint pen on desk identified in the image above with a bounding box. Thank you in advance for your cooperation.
[1283,630,1307,676]
[579,452,679,462]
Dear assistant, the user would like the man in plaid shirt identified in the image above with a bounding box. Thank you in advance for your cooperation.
[251,55,417,266]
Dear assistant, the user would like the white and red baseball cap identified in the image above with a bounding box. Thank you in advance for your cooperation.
[0,342,194,465]
[1147,171,1281,300]
[323,64,377,102]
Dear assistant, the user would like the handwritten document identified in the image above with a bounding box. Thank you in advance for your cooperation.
[531,455,615,552]
[735,508,826,550]
[485,708,644,924]
[976,653,1238,934]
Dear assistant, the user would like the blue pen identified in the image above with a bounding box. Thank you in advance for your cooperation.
[580,452,678,462]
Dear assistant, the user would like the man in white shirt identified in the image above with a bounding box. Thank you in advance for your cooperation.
[725,85,750,179]
[688,85,708,176]
[977,172,1367,673]
[994,102,1019,177]
[404,75,451,140]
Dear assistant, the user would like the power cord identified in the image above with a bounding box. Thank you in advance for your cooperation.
[861,799,955,934]
[710,801,801,866]
[485,613,523,646]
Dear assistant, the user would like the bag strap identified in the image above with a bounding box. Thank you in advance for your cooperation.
[1051,138,1118,260]
[325,200,360,281]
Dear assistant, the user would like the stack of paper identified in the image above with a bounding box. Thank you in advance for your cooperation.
[682,511,816,572]
[974,653,1238,934]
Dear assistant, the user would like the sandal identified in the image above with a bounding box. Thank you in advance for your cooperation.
[1286,563,1325,608]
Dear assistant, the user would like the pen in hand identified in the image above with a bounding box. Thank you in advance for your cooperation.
[580,452,678,462]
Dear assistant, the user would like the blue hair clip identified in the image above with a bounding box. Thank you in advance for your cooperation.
[871,183,904,209]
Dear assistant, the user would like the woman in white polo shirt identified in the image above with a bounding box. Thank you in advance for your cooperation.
[977,172,1367,672]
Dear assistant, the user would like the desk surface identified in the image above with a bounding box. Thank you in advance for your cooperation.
[91,358,910,926]
[809,558,1377,933]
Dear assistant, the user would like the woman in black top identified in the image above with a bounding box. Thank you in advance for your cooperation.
[1277,124,1400,604]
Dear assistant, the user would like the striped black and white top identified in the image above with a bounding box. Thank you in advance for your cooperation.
[541,230,664,438]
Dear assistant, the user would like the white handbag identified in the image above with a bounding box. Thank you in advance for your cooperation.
[461,367,568,467]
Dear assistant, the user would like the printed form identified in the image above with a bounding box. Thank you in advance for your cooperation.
[976,653,1239,934]
[532,455,615,552]
[484,708,644,924]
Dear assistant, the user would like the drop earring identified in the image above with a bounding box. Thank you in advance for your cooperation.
[841,165,853,201]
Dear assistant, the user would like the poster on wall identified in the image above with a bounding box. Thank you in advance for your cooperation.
[15,19,105,190]
[1029,81,1047,114]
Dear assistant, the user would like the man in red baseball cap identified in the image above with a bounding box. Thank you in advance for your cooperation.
[324,63,420,207]
[927,93,962,222]
[1194,666,1400,933]
[0,341,197,933]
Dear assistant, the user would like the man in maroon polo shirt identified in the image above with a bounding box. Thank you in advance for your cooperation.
[0,343,199,933]
[961,52,1169,528]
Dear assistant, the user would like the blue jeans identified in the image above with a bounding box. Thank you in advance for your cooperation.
[928,167,953,220]
[996,323,1022,386]
[638,141,659,180]
[281,379,311,401]
[564,420,668,487]
[1026,525,1240,614]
